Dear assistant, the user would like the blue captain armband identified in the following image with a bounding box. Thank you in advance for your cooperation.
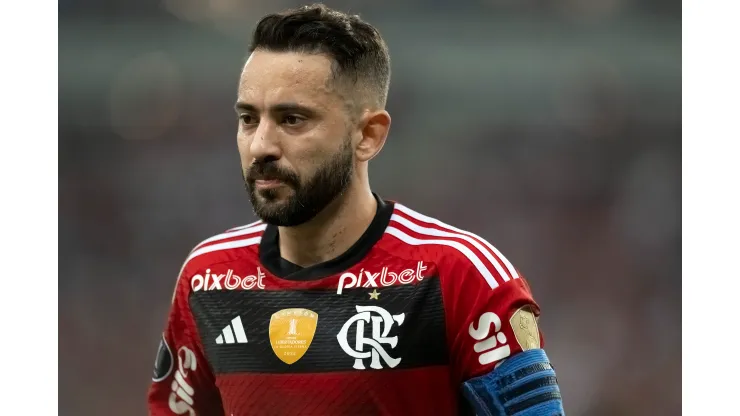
[461,349,564,416]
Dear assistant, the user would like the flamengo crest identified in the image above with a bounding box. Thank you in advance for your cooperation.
[337,305,405,370]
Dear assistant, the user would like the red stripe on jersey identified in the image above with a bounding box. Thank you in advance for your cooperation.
[392,205,518,281]
[214,366,457,415]
[389,211,511,283]
[386,218,506,289]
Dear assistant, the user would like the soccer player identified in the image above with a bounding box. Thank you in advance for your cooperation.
[148,4,564,415]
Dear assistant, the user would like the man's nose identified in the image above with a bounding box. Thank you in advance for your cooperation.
[249,120,282,161]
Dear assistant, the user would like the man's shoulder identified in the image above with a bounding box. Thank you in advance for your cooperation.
[386,202,519,289]
[386,202,491,262]
[180,220,267,274]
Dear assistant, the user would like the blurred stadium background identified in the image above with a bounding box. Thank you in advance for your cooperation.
[59,0,680,414]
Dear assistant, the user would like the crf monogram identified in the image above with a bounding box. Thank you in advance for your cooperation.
[337,305,405,370]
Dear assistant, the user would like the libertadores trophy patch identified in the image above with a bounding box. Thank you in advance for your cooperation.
[269,308,318,365]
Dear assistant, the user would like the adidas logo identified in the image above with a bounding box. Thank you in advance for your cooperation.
[216,316,248,345]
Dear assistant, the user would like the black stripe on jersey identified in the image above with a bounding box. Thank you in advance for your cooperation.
[189,276,448,373]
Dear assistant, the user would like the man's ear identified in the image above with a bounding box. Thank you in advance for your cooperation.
[355,110,391,162]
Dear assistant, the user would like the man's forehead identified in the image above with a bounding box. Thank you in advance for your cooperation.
[238,51,336,103]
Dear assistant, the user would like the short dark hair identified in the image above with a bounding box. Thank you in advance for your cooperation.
[249,4,391,109]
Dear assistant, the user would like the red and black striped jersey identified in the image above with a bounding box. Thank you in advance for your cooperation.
[148,195,542,416]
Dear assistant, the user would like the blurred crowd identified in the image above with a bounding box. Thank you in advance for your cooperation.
[59,0,680,415]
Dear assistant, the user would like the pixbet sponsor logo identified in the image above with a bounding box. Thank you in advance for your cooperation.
[191,268,266,292]
[336,261,427,295]
[168,346,197,415]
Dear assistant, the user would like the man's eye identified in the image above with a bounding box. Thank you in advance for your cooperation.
[240,114,257,125]
[283,115,303,126]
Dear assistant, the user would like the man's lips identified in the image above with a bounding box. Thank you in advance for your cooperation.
[253,179,286,189]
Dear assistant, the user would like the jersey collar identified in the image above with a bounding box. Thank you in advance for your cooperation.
[258,193,394,281]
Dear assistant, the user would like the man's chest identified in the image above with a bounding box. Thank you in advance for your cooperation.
[187,262,448,375]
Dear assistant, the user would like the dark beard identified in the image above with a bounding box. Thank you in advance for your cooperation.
[244,140,353,227]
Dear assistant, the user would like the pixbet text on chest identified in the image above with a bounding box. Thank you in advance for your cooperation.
[190,268,266,292]
[336,261,428,294]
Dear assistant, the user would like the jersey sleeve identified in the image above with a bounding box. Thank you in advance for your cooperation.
[148,262,225,416]
[440,248,544,384]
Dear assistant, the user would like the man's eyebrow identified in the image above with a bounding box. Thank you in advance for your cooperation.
[234,102,318,115]
[234,102,257,112]
[271,103,317,114]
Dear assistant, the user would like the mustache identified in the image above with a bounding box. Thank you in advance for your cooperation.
[245,161,299,187]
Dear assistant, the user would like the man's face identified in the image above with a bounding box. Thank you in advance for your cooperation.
[236,50,355,226]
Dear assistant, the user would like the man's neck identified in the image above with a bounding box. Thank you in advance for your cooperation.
[277,185,377,268]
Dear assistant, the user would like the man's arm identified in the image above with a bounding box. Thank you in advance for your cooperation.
[441,249,564,415]
[148,262,225,416]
